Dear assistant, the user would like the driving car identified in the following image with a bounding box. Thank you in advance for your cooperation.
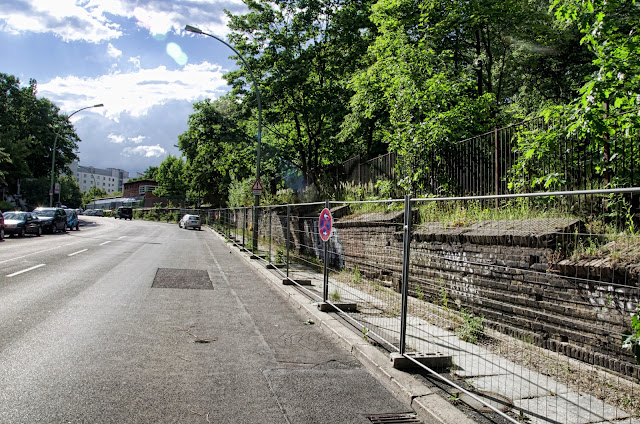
[3,211,43,237]
[114,206,133,220]
[179,214,201,230]
[65,208,80,231]
[32,207,67,233]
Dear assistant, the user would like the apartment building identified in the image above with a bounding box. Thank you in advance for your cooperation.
[69,161,130,194]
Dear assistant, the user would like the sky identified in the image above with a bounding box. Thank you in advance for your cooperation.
[0,0,248,177]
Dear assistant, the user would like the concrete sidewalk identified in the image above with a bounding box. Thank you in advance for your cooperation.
[213,229,476,424]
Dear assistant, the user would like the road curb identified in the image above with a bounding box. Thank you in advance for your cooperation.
[210,228,475,424]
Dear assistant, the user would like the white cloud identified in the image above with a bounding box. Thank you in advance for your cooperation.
[0,0,244,42]
[108,133,125,144]
[0,0,122,42]
[38,61,229,119]
[107,43,122,58]
[129,135,146,144]
[128,56,141,69]
[122,145,166,158]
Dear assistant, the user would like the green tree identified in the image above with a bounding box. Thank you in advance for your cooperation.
[59,175,83,208]
[341,0,593,193]
[179,95,254,202]
[127,166,159,183]
[0,74,80,193]
[154,155,188,203]
[225,0,377,191]
[551,0,640,187]
[82,186,109,208]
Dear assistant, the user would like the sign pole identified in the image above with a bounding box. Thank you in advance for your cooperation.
[323,200,329,302]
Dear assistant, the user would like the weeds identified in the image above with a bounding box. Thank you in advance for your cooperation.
[275,246,285,263]
[330,289,341,302]
[455,308,485,344]
[415,283,425,301]
[351,266,362,284]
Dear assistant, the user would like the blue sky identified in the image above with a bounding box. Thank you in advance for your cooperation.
[0,0,248,177]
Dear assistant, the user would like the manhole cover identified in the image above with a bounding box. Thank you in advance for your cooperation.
[152,268,213,290]
[365,412,422,423]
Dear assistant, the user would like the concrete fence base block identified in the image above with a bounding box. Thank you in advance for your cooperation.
[282,278,312,286]
[317,302,358,313]
[266,263,287,269]
[390,352,453,371]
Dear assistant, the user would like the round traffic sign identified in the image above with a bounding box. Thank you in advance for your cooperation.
[318,208,333,242]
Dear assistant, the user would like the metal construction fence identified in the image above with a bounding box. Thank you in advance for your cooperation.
[338,117,640,197]
[202,188,640,423]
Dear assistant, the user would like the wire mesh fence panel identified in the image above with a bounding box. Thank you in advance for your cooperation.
[284,203,326,297]
[405,191,640,423]
[328,201,405,351]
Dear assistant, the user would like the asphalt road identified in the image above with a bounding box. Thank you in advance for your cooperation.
[0,216,413,423]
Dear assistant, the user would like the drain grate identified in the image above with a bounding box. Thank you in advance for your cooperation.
[365,412,422,423]
[152,268,213,290]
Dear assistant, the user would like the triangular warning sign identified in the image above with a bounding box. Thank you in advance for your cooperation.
[251,179,263,191]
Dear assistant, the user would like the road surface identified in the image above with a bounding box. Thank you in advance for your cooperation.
[0,216,414,423]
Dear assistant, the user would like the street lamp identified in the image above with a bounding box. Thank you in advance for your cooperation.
[49,104,104,207]
[185,24,262,252]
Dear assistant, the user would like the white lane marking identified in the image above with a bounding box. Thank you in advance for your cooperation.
[7,264,46,277]
[68,249,88,257]
[99,241,112,246]
[117,236,127,239]
[0,243,81,265]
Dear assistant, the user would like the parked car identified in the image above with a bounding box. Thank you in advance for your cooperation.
[32,207,67,233]
[94,209,104,217]
[115,206,133,220]
[0,211,4,241]
[65,208,80,231]
[3,211,42,237]
[76,208,83,215]
[84,209,95,216]
[179,214,201,230]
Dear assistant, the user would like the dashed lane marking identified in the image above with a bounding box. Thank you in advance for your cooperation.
[7,264,46,277]
[99,241,112,246]
[68,249,88,257]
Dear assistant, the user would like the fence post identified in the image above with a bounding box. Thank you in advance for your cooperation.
[242,208,246,248]
[399,194,412,355]
[323,199,329,303]
[494,127,499,207]
[268,207,272,264]
[286,204,291,278]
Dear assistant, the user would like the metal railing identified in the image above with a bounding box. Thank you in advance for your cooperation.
[338,117,640,196]
[207,188,640,423]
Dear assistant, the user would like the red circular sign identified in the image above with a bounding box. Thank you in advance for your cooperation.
[318,208,333,242]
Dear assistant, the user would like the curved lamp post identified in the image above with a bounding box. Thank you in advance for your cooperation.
[185,24,262,252]
[49,103,104,207]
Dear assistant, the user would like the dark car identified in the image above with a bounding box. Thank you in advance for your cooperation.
[65,208,80,231]
[3,211,42,237]
[0,211,4,240]
[32,207,67,233]
[115,207,133,220]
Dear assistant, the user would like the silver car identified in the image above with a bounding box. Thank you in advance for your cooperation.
[179,214,201,230]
